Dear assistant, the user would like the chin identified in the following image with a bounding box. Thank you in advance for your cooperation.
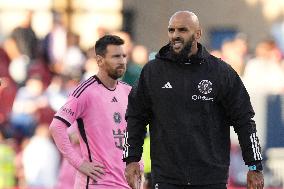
[174,50,182,54]
[172,50,182,55]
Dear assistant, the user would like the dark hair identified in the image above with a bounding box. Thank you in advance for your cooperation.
[95,35,124,56]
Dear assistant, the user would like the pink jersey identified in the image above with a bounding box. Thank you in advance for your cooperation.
[54,75,132,189]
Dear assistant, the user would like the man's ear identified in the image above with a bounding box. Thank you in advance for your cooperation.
[195,29,202,40]
[95,55,104,66]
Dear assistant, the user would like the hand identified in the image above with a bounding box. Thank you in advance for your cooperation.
[78,160,105,182]
[125,162,141,189]
[247,170,264,189]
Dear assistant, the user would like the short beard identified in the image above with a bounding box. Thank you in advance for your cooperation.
[108,73,120,80]
[170,36,194,62]
[108,69,124,80]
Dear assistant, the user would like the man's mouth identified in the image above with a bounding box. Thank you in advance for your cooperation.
[172,40,183,50]
[116,66,125,71]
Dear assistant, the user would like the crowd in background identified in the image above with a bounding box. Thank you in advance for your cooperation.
[0,10,284,189]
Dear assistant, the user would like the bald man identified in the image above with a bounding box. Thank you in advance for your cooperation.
[123,11,264,189]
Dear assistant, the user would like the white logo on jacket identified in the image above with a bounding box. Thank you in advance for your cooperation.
[162,82,172,88]
[198,80,212,94]
[192,80,214,102]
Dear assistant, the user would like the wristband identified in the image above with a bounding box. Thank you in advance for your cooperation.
[248,163,263,171]
[248,165,257,171]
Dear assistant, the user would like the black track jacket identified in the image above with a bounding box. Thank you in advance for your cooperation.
[123,43,262,185]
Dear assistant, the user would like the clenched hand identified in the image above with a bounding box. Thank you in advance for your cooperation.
[125,162,141,189]
[247,170,264,189]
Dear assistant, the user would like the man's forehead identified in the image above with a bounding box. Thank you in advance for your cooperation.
[106,44,124,51]
[105,45,125,55]
[170,15,192,24]
[169,11,199,28]
[168,19,191,29]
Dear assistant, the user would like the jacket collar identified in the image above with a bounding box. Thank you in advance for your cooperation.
[155,42,210,65]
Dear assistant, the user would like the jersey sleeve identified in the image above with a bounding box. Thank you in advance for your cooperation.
[49,119,84,169]
[54,95,85,127]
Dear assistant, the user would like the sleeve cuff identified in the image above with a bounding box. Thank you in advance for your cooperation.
[247,160,263,171]
[124,156,141,165]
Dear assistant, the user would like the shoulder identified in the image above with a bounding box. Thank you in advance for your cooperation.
[140,59,164,76]
[69,76,99,99]
[207,55,235,73]
[118,80,132,91]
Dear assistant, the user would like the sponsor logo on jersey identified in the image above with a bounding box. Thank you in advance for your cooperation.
[113,112,121,124]
[113,129,125,150]
[61,107,75,116]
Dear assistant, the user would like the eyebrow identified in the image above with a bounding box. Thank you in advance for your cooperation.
[111,54,127,58]
[168,27,189,32]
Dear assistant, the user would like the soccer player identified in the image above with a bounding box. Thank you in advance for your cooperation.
[50,35,132,188]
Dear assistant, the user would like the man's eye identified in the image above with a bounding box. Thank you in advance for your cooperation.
[168,28,174,32]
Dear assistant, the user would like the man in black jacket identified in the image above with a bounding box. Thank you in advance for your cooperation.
[123,11,264,189]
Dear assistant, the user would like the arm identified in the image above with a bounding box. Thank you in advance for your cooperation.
[123,67,151,188]
[219,65,264,188]
[49,95,105,181]
[50,119,105,181]
[49,118,83,168]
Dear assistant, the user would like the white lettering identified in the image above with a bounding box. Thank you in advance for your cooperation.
[191,95,214,102]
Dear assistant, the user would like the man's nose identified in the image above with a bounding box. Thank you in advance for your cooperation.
[173,30,180,39]
[121,56,127,64]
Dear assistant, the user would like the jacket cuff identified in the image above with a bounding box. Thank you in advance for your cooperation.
[247,160,263,171]
[124,156,141,165]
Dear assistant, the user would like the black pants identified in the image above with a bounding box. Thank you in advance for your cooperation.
[152,182,227,189]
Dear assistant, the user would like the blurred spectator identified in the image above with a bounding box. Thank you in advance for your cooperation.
[43,11,67,73]
[62,32,86,78]
[46,75,69,112]
[244,39,284,93]
[243,39,284,147]
[0,47,17,133]
[122,45,148,86]
[22,124,60,188]
[220,33,249,76]
[10,75,48,140]
[45,74,79,122]
[0,77,17,136]
[0,129,16,188]
[14,137,29,188]
[97,26,108,38]
[27,58,52,89]
[3,35,29,85]
[82,47,99,80]
[10,10,38,60]
[271,18,284,55]
[0,47,11,78]
[232,33,250,75]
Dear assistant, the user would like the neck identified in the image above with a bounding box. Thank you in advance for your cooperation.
[188,42,198,57]
[96,71,117,90]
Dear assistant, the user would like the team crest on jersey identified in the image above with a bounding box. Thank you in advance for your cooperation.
[198,80,213,94]
[113,112,121,124]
